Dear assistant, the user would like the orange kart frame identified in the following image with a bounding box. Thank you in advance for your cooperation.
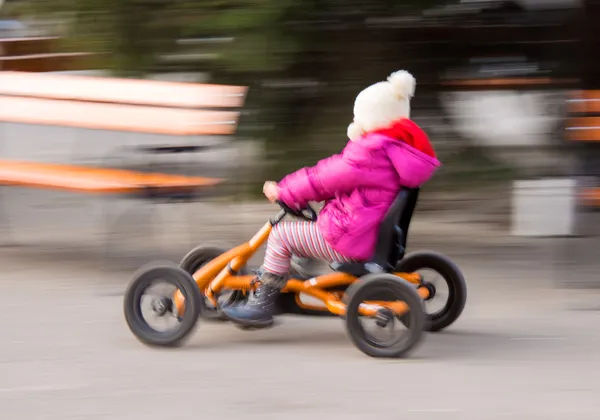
[174,217,430,319]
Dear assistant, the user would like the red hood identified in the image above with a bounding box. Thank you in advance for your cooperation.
[370,118,436,158]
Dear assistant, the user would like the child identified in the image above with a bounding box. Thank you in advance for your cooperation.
[222,70,441,328]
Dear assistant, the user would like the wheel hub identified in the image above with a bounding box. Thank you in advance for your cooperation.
[151,297,173,317]
[421,281,436,301]
[375,308,395,328]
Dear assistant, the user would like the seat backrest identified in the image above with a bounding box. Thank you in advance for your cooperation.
[371,187,420,269]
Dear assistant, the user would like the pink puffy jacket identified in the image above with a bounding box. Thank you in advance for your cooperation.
[278,119,441,261]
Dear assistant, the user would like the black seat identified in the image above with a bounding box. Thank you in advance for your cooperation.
[330,187,420,277]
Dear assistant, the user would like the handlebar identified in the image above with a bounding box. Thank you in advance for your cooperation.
[275,201,318,222]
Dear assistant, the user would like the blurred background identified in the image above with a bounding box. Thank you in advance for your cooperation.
[1,0,600,418]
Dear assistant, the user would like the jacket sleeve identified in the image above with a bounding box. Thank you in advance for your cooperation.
[277,152,363,209]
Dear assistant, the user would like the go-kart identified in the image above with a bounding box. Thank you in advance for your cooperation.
[123,188,467,358]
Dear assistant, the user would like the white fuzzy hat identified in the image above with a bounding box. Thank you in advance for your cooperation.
[347,70,416,141]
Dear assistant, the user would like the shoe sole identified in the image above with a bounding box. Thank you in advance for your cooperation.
[228,317,274,329]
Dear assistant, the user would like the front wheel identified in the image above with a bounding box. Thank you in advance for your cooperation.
[344,274,425,358]
[395,251,467,332]
[123,264,201,347]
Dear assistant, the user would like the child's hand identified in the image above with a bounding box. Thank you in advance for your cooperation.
[263,181,280,203]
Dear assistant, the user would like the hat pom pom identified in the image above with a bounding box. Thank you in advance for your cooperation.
[347,122,364,141]
[387,70,416,100]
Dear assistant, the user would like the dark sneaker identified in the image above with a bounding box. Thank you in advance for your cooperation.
[221,273,284,328]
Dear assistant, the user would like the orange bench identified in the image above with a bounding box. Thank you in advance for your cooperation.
[0,71,246,135]
[566,90,600,142]
[0,71,248,196]
[581,187,600,206]
[0,160,222,194]
[0,71,248,251]
[566,90,600,207]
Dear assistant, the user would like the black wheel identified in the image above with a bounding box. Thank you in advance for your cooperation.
[344,274,425,358]
[123,263,201,347]
[180,246,249,321]
[395,251,467,332]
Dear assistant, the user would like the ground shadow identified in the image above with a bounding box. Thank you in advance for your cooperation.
[182,318,540,362]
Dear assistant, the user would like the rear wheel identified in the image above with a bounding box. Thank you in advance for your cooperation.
[344,274,425,358]
[395,251,467,332]
[123,264,201,347]
[180,246,249,321]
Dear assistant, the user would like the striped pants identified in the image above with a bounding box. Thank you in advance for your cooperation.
[263,221,353,276]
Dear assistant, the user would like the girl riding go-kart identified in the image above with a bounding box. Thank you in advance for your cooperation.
[123,70,467,358]
[223,70,440,328]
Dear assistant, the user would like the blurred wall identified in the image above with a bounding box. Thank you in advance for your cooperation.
[441,89,569,175]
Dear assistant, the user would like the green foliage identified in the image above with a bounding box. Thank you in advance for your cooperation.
[8,0,447,75]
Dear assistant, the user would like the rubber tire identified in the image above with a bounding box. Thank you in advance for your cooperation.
[395,251,467,332]
[124,263,202,347]
[344,274,425,358]
[179,246,248,321]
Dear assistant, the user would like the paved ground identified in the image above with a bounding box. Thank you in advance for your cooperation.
[3,95,600,418]
[2,233,600,420]
[1,186,600,419]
